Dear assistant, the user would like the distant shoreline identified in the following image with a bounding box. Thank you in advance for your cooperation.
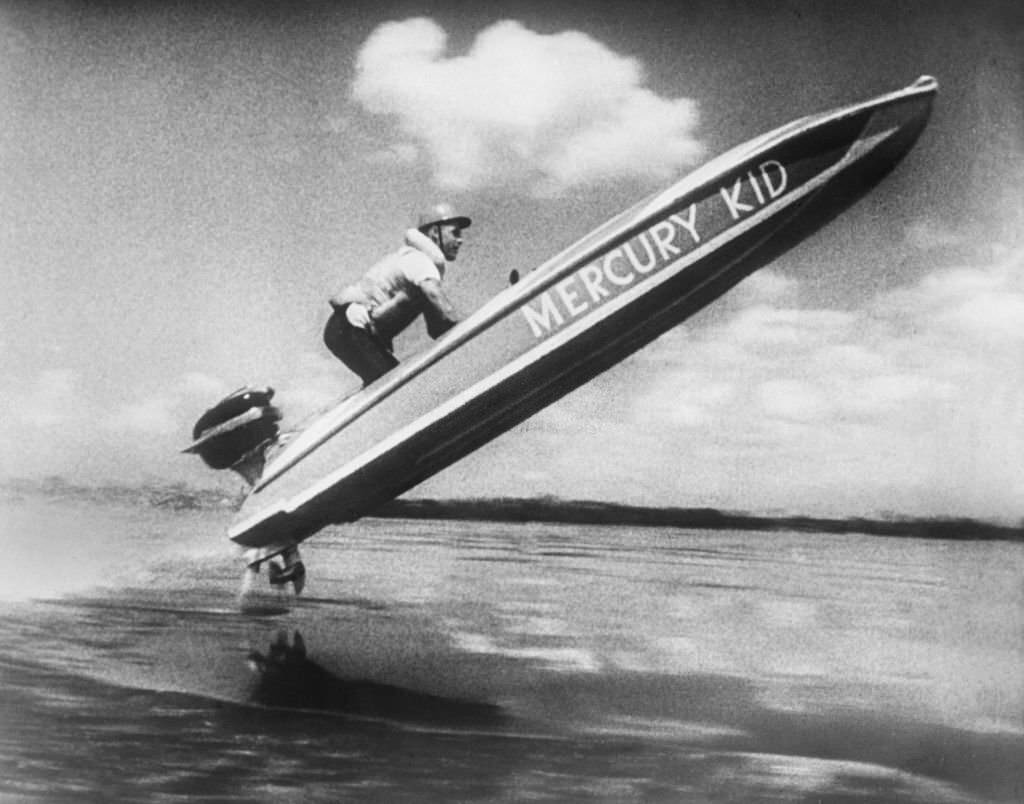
[3,477,1021,542]
[374,497,1024,542]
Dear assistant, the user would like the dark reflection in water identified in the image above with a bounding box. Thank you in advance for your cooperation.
[521,670,1024,802]
[246,629,506,728]
[2,502,1022,802]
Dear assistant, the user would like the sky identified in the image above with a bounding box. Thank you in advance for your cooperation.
[1,0,1022,520]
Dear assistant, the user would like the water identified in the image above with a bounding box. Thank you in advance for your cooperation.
[1,496,1021,802]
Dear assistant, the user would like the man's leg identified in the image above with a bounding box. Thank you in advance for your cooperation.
[323,309,399,385]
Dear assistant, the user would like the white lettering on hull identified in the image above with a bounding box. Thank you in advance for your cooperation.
[522,160,790,338]
[522,292,566,338]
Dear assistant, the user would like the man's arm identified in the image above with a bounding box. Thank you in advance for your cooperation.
[418,278,461,338]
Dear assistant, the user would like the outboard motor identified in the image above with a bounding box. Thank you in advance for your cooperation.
[184,386,281,485]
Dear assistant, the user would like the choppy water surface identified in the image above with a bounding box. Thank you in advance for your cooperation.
[1,497,1021,802]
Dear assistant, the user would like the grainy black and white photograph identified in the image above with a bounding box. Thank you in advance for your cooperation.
[1,1,1022,801]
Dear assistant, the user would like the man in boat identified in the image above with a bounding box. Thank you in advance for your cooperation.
[323,202,471,385]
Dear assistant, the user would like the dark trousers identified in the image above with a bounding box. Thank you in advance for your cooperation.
[323,307,399,386]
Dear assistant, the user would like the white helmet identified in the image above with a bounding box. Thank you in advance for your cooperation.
[417,202,471,231]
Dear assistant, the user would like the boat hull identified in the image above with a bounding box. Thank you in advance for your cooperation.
[230,77,937,558]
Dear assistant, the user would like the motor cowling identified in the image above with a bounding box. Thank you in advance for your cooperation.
[185,387,281,481]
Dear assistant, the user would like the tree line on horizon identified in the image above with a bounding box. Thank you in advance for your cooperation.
[3,476,1021,541]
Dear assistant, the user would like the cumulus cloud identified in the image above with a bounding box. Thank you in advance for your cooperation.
[580,242,1024,517]
[351,18,704,195]
[843,374,953,415]
[730,269,800,306]
[99,372,231,437]
[904,219,966,251]
[0,369,98,479]
[881,246,1024,344]
[181,371,231,399]
[641,370,736,428]
[725,305,855,351]
[8,368,78,428]
[105,396,179,436]
[757,379,829,422]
